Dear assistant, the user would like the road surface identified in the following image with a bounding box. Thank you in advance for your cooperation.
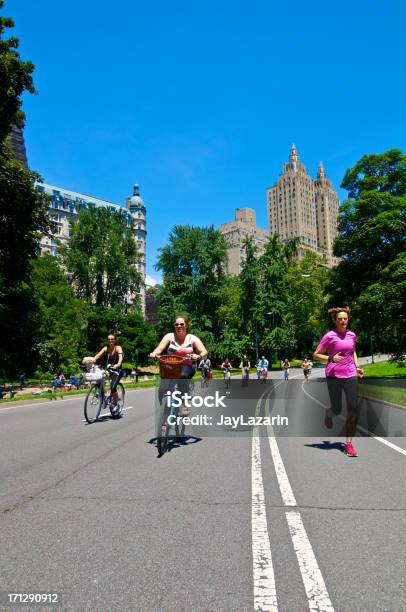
[0,367,405,611]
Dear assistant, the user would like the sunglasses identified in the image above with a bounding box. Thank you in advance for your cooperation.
[174,323,185,327]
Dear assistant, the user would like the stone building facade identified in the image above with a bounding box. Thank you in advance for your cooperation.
[266,145,339,266]
[219,208,270,275]
[35,181,147,309]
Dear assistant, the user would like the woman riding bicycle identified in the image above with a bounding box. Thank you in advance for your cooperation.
[93,333,124,408]
[239,355,251,380]
[149,316,207,415]
[221,357,233,386]
[199,355,212,383]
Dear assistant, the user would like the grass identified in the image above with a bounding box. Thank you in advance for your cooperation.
[362,361,406,379]
[359,383,406,407]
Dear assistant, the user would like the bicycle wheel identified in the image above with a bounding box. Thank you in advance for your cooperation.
[109,382,125,418]
[157,400,170,455]
[84,384,102,423]
[175,414,186,439]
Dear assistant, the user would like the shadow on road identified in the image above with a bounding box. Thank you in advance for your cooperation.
[304,440,346,453]
[148,435,202,457]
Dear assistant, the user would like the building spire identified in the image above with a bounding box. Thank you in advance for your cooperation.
[133,184,140,196]
[289,143,299,163]
[317,161,326,179]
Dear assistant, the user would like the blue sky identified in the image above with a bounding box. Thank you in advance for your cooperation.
[7,0,406,283]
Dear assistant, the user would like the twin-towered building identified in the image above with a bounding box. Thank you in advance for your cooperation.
[220,145,340,273]
[267,145,339,266]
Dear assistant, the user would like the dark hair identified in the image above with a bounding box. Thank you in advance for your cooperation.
[328,307,351,322]
[173,315,190,332]
[107,332,117,341]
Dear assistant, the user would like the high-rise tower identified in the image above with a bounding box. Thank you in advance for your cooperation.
[267,146,339,265]
[314,162,340,265]
[126,184,147,310]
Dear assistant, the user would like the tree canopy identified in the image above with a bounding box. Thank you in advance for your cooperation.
[331,149,406,350]
[59,207,142,308]
[0,3,52,376]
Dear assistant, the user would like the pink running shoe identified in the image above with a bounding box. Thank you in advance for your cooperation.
[344,442,358,457]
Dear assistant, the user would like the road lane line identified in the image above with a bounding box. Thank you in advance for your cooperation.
[301,383,406,458]
[264,387,334,611]
[252,430,278,611]
[252,387,278,611]
[285,511,334,612]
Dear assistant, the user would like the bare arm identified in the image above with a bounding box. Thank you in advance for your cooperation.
[313,344,328,363]
[313,344,343,364]
[353,351,364,377]
[94,346,107,362]
[149,334,171,358]
[192,336,208,360]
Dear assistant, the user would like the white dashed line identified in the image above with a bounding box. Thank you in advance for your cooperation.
[252,429,278,611]
[264,383,334,611]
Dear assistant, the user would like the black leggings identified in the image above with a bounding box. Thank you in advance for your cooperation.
[326,376,359,437]
[108,367,123,392]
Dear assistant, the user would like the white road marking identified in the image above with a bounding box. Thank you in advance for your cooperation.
[252,429,278,611]
[264,386,334,611]
[301,383,406,458]
[81,405,135,422]
[285,511,334,612]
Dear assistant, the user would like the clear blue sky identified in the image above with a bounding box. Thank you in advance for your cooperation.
[7,0,406,283]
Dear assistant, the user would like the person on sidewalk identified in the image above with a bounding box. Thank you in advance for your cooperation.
[313,307,364,457]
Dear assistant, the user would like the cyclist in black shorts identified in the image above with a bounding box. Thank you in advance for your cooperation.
[93,333,124,408]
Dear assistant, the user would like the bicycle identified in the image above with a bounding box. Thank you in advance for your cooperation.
[200,368,211,388]
[223,368,231,389]
[156,355,196,456]
[260,367,268,383]
[84,366,125,424]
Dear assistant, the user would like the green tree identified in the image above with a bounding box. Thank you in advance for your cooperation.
[0,1,35,142]
[31,254,87,375]
[155,225,229,354]
[86,306,157,366]
[0,4,52,375]
[235,236,302,363]
[59,207,142,308]
[285,251,330,357]
[331,149,406,351]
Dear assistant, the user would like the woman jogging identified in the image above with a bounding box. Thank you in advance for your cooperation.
[313,307,364,457]
[301,357,312,381]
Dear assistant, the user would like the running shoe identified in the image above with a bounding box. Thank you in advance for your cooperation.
[324,411,333,429]
[344,442,358,457]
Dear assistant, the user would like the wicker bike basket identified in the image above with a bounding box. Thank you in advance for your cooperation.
[159,355,184,379]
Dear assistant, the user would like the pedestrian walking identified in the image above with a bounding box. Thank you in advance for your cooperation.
[282,359,290,380]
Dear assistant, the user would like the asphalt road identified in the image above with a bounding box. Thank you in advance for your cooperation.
[0,367,405,611]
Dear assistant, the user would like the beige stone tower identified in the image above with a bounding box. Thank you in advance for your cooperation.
[219,208,269,275]
[314,162,340,266]
[267,145,339,264]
